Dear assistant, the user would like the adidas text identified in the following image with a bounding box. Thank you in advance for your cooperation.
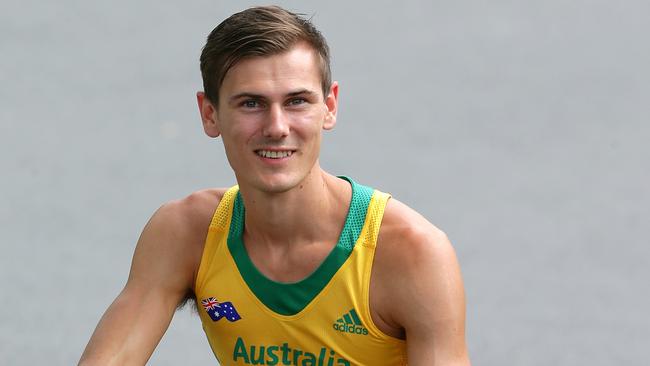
[332,323,368,335]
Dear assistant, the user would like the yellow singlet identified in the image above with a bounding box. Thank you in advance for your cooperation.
[194,177,407,365]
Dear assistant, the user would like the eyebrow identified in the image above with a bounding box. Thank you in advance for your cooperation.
[228,89,319,104]
[286,89,319,98]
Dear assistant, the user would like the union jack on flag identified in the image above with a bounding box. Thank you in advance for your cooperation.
[200,297,242,322]
[201,297,220,311]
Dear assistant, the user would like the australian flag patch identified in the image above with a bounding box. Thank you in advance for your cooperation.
[201,297,242,322]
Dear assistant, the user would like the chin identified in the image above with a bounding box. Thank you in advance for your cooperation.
[246,173,305,195]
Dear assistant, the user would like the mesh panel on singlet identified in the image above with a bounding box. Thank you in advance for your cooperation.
[210,187,238,230]
[229,190,244,239]
[337,176,374,251]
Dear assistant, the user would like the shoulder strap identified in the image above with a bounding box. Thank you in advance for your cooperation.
[360,190,391,249]
[209,185,239,231]
[195,185,239,293]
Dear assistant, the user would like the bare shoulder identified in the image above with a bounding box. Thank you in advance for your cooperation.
[372,197,468,363]
[128,188,228,295]
[143,188,226,249]
[376,197,455,270]
[155,188,227,234]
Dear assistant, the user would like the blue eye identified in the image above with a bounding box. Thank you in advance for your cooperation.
[288,98,306,106]
[243,100,259,108]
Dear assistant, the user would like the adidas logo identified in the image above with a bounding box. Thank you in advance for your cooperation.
[332,308,368,335]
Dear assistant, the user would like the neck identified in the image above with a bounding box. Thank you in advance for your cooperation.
[238,169,352,249]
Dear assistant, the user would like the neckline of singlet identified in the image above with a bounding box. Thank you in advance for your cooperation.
[226,176,374,316]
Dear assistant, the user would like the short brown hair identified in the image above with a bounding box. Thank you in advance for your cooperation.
[200,6,331,104]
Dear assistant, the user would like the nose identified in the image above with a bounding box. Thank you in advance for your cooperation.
[262,103,290,139]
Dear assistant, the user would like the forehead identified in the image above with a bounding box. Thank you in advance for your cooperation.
[220,43,322,98]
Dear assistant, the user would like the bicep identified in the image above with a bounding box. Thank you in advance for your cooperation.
[80,203,199,365]
[398,232,470,365]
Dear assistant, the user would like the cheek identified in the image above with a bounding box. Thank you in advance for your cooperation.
[293,110,324,133]
[223,118,260,143]
[220,129,253,163]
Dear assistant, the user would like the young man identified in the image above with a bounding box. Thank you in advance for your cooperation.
[79,6,469,366]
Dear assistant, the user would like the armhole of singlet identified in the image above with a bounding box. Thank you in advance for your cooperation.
[194,185,239,294]
[360,190,405,343]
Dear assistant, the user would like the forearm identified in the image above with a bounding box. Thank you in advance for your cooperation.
[407,352,471,366]
[79,289,175,365]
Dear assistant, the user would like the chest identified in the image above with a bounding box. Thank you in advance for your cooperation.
[193,183,407,364]
[196,243,406,366]
[244,240,337,283]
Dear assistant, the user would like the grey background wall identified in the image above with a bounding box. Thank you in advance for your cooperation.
[1,0,648,364]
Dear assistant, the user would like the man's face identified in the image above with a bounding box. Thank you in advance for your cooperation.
[201,42,338,194]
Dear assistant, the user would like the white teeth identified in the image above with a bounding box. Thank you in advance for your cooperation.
[257,150,293,159]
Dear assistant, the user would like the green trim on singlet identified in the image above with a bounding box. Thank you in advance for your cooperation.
[227,176,374,316]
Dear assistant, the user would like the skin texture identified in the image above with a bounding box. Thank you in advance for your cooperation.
[78,189,221,365]
[79,43,469,365]
[372,198,470,365]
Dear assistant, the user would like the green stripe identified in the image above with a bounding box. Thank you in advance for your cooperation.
[349,309,362,326]
[343,313,353,324]
[227,176,374,315]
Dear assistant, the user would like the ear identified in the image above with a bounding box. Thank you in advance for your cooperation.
[323,81,339,130]
[197,92,221,138]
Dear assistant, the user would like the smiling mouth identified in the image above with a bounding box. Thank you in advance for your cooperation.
[255,149,295,159]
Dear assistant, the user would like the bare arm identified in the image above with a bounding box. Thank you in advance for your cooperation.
[377,200,470,365]
[403,230,469,365]
[79,197,208,365]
